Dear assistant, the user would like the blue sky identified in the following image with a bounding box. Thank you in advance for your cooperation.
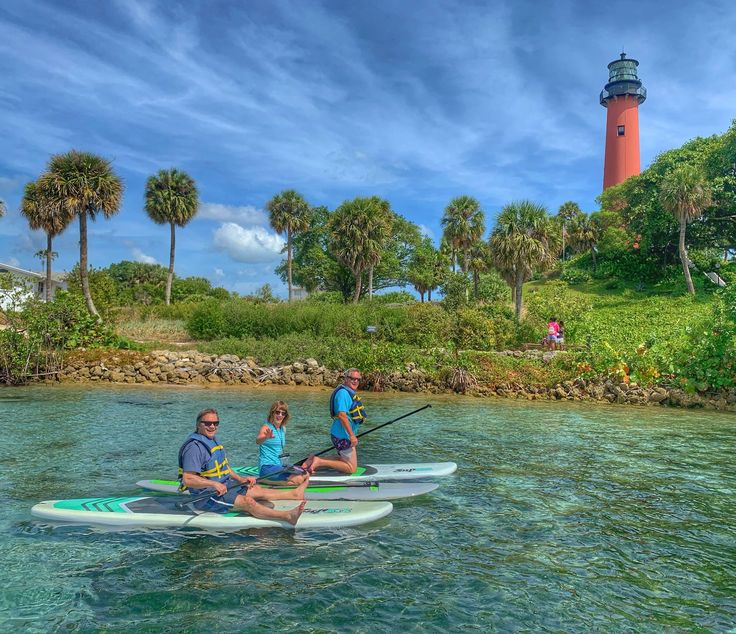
[1,0,735,296]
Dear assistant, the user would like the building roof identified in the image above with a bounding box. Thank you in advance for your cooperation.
[0,262,67,283]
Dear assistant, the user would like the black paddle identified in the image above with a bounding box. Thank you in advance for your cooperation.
[177,403,432,509]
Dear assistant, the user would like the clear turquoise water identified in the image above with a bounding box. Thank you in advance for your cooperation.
[1,385,735,632]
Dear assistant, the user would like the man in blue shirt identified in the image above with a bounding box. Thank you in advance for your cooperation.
[303,368,366,474]
[179,408,308,525]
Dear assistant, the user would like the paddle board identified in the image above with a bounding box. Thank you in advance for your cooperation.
[137,479,439,500]
[142,461,457,489]
[31,497,392,530]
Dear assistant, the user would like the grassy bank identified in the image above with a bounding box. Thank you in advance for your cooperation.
[106,280,733,392]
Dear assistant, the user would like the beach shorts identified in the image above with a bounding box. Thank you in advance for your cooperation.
[258,464,303,481]
[331,434,355,460]
[193,484,249,513]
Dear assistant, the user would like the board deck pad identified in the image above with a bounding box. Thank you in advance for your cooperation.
[136,479,439,501]
[31,496,393,530]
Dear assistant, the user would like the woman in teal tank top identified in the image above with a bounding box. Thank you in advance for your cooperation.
[255,401,308,485]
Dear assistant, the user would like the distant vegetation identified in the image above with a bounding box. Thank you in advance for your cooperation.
[2,122,735,391]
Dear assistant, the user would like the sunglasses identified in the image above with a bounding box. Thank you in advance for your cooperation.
[347,376,361,381]
[199,420,220,427]
[274,410,287,416]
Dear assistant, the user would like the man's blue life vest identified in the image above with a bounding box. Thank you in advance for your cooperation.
[178,432,231,492]
[330,384,366,427]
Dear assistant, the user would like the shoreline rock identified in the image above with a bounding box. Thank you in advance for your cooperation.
[46,350,736,412]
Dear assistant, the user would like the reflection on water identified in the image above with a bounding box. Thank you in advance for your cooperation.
[1,385,735,632]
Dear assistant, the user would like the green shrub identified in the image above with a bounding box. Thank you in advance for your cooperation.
[399,303,452,347]
[186,300,227,340]
[369,291,416,304]
[305,291,344,304]
[451,308,494,351]
[674,285,736,390]
[560,265,592,284]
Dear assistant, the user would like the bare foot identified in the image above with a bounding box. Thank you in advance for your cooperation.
[294,474,310,499]
[301,455,316,473]
[286,500,306,526]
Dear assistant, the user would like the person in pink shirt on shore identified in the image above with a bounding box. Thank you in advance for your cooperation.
[546,317,560,351]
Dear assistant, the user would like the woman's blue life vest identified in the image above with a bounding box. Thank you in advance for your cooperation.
[178,432,232,492]
[329,384,366,439]
[259,421,288,469]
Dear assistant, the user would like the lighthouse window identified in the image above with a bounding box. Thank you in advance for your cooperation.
[617,125,625,136]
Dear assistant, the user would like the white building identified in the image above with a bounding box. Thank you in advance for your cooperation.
[0,262,68,310]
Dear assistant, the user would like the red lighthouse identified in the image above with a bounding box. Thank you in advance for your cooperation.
[601,53,646,190]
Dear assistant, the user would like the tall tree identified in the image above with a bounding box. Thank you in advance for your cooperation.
[468,240,491,298]
[267,189,311,302]
[144,168,199,305]
[569,213,602,272]
[441,195,485,273]
[659,165,713,294]
[39,150,123,318]
[328,197,393,303]
[557,201,583,261]
[20,178,74,301]
[407,237,442,302]
[489,200,559,320]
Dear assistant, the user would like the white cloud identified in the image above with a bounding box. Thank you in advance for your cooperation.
[131,247,157,264]
[418,224,434,240]
[6,256,20,267]
[214,268,224,278]
[212,222,284,263]
[198,202,269,226]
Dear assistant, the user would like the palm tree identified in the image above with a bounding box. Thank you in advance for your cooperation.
[328,197,393,303]
[144,168,199,305]
[569,213,602,272]
[266,190,311,302]
[489,200,559,320]
[659,165,713,295]
[20,179,74,301]
[39,150,123,318]
[441,196,485,273]
[557,201,583,261]
[468,240,491,298]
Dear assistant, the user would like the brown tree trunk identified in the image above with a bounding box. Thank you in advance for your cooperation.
[352,269,363,304]
[45,234,52,302]
[514,270,524,321]
[78,212,100,319]
[287,228,293,302]
[165,222,175,305]
[679,218,695,295]
[368,266,374,300]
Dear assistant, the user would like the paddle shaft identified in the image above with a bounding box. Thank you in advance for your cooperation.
[178,404,431,508]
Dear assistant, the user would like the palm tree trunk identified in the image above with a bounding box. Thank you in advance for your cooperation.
[514,270,524,321]
[287,229,293,303]
[368,266,373,300]
[591,244,597,272]
[165,222,175,305]
[420,290,425,302]
[45,234,52,302]
[352,269,363,304]
[78,212,100,319]
[428,288,432,302]
[679,218,695,294]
